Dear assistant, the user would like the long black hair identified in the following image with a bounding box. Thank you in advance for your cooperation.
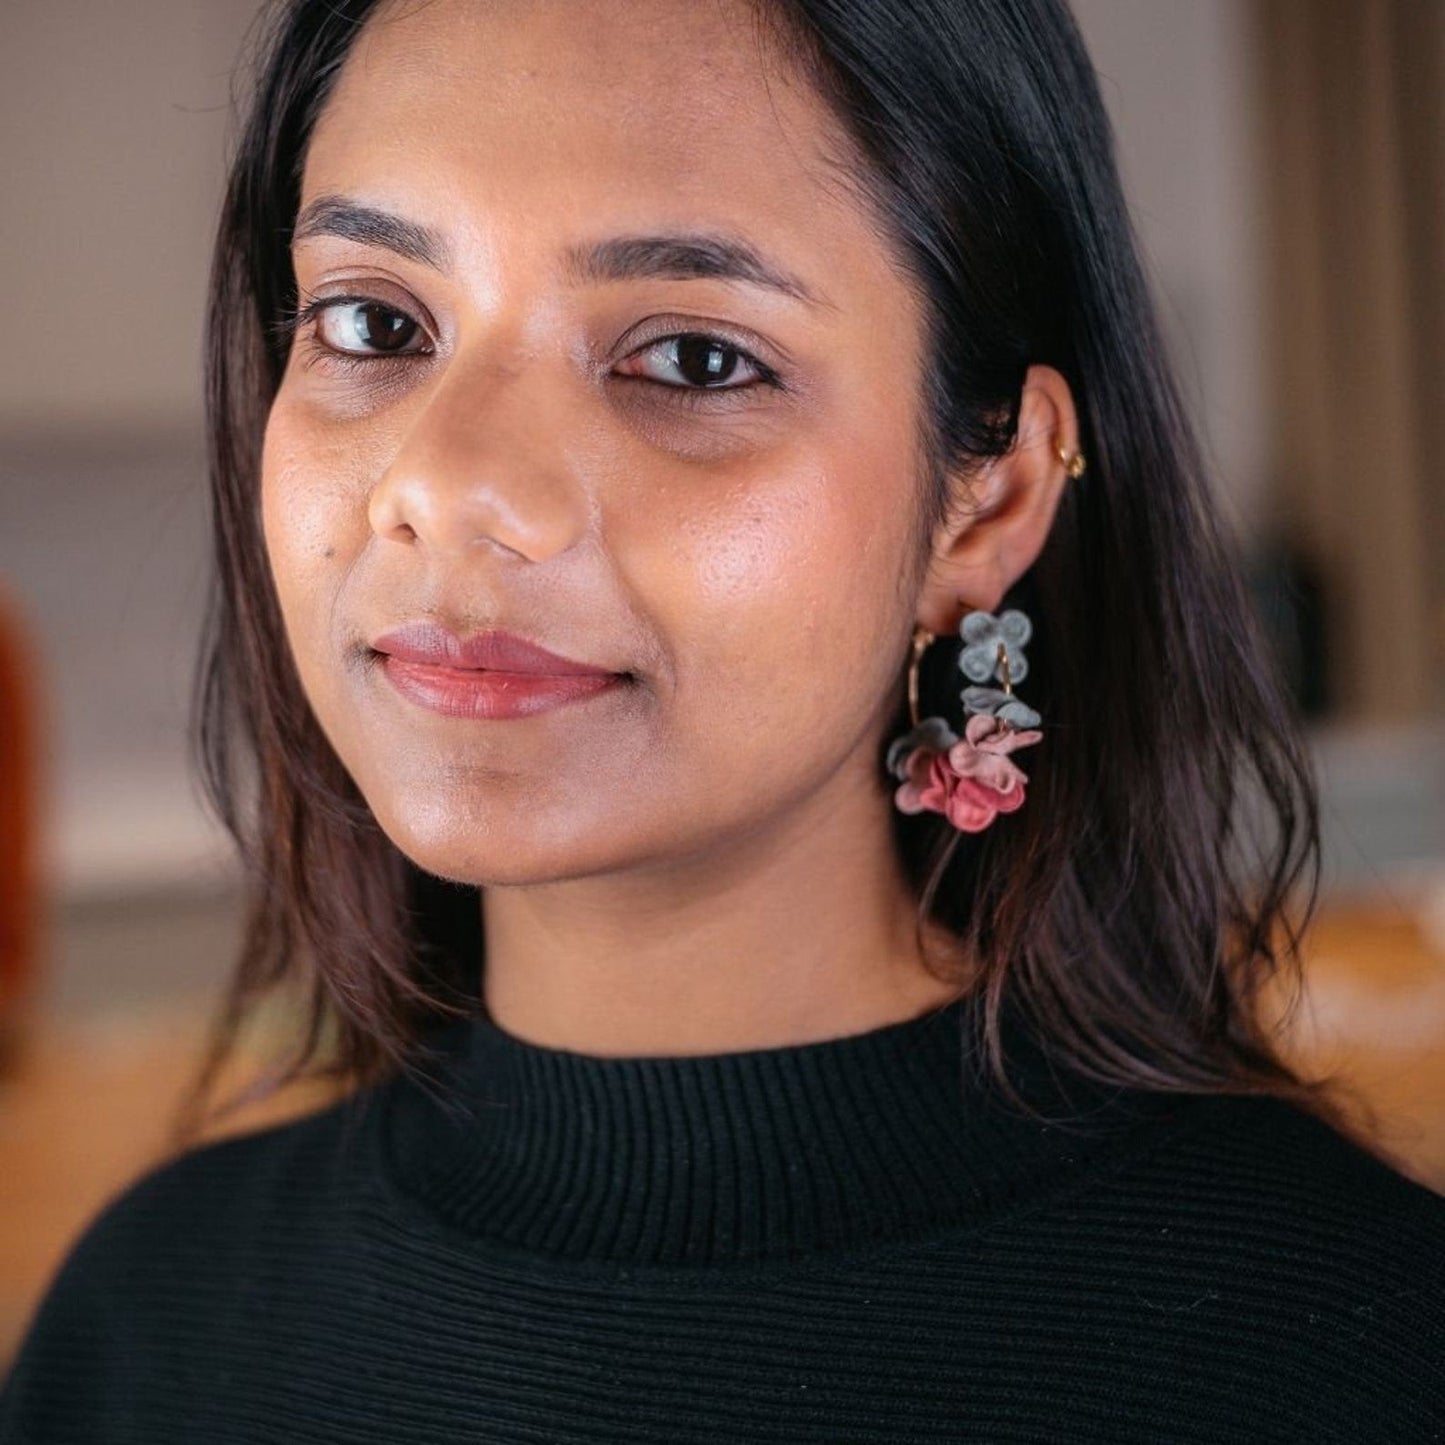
[172,0,1360,1148]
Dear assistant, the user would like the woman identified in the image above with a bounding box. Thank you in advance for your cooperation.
[3,0,1441,1439]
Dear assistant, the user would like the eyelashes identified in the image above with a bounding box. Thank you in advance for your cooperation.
[271,293,786,406]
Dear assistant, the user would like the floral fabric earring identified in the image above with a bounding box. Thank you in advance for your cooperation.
[884,608,1045,833]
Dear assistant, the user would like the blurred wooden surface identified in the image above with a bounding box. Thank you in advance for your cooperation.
[1257,886,1445,1194]
[1,887,1442,1374]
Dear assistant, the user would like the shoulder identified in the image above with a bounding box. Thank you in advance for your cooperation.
[948,1088,1444,1433]
[0,1088,383,1434]
[1005,1083,1445,1304]
[1104,1090,1444,1369]
[63,1086,380,1264]
[1153,1088,1445,1237]
[77,1083,383,1270]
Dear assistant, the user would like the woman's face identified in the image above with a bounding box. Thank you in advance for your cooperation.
[262,0,938,885]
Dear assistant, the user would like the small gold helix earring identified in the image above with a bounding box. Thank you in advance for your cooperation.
[1055,439,1087,479]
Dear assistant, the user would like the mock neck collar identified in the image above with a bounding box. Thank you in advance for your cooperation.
[380,987,1179,1269]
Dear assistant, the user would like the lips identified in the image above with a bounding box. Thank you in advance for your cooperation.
[370,622,626,721]
[370,623,618,677]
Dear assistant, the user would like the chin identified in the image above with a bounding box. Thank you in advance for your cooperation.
[367,790,633,889]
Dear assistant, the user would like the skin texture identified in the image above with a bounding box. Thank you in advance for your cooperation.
[261,0,1080,1056]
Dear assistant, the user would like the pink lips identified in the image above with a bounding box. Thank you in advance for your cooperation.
[369,623,625,720]
[371,623,616,676]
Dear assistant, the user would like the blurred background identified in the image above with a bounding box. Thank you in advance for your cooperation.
[1,0,1442,1368]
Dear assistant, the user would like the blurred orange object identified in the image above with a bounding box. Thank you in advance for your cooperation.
[0,580,41,1061]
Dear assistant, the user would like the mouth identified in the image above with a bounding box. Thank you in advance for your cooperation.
[369,623,629,720]
[370,623,620,676]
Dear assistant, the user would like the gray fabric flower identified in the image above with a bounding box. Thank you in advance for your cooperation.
[957,608,1031,687]
[960,685,1041,730]
[885,715,959,779]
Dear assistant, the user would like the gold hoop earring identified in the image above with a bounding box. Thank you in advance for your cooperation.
[885,606,1045,834]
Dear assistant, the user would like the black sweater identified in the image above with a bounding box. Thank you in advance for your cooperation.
[2,989,1442,1442]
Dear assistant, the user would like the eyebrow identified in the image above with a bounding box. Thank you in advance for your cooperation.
[293,196,448,270]
[561,233,827,309]
[291,194,830,309]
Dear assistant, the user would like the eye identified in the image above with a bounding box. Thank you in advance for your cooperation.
[323,300,420,355]
[275,293,434,376]
[307,297,429,357]
[617,332,779,395]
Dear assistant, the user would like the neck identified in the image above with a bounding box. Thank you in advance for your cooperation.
[478,754,974,1057]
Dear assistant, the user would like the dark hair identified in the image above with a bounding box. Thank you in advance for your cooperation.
[171,0,1362,1150]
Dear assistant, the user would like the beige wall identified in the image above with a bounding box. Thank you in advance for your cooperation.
[1071,0,1269,540]
[0,2,259,435]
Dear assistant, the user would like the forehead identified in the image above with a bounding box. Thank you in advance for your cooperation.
[299,0,891,292]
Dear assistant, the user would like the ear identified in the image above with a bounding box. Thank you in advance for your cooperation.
[915,364,1081,635]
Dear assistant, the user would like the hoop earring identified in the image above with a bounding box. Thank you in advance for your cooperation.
[884,608,1045,833]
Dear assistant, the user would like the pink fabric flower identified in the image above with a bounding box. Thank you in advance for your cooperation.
[893,713,1042,832]
[947,711,1042,780]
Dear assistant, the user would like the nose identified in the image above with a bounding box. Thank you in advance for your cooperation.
[367,344,589,562]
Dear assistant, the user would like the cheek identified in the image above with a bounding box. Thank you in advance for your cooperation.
[259,400,373,690]
[638,439,911,768]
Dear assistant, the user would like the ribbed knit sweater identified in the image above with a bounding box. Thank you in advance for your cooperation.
[2,989,1442,1442]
